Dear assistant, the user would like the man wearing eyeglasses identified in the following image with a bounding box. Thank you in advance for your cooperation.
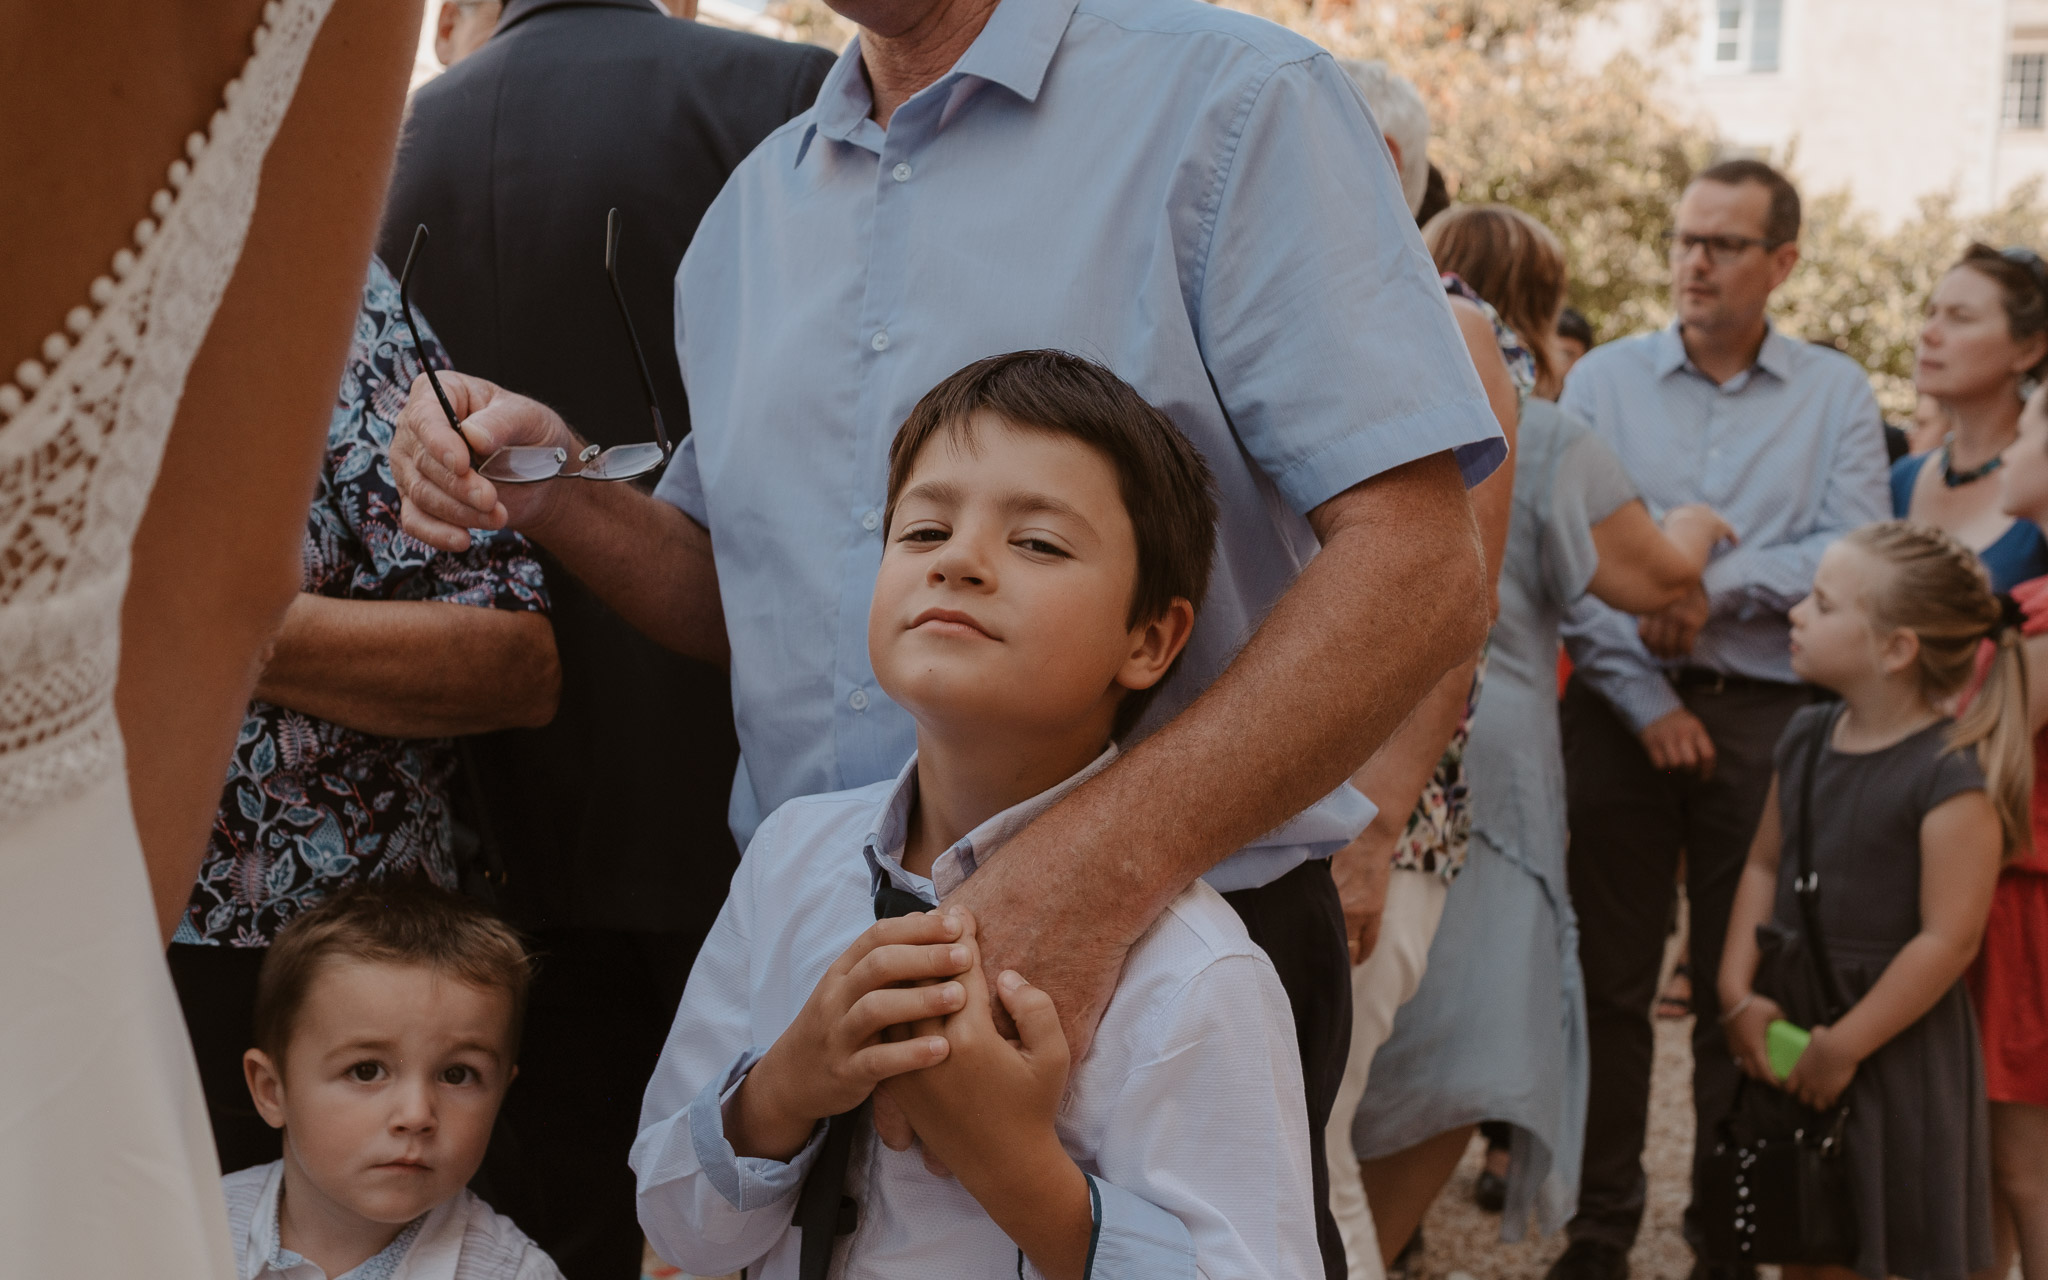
[389,0,1508,1273]
[1548,159,1889,1280]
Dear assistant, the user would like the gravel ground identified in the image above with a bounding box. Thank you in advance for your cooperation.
[1417,1010,1702,1280]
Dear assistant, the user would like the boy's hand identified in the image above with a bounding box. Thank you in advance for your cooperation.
[881,921,1092,1279]
[727,912,973,1162]
[1783,1023,1857,1111]
[882,956,1072,1184]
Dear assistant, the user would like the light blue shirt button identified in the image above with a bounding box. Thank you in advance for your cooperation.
[861,510,880,531]
[849,689,869,711]
[892,162,912,182]
[870,330,889,352]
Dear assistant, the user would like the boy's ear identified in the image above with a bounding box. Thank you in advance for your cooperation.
[244,1048,288,1130]
[1115,597,1196,694]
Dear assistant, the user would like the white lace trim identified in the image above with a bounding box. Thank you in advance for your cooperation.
[0,0,338,822]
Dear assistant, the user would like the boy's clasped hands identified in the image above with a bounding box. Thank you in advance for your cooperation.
[729,906,1074,1180]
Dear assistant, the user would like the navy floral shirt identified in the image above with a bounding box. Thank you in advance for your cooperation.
[175,259,548,947]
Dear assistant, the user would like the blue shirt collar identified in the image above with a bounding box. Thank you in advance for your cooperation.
[802,0,1082,160]
[862,744,1117,904]
[252,1162,427,1280]
[1655,320,1793,386]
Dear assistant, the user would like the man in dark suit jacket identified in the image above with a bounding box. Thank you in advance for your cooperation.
[377,5,833,1274]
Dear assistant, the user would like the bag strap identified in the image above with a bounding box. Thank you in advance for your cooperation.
[1792,705,1851,1021]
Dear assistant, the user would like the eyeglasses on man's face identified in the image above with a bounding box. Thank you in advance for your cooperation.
[1661,229,1784,267]
[395,209,674,484]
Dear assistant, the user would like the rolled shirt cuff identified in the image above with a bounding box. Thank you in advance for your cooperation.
[687,1048,826,1211]
[1081,1174,1196,1278]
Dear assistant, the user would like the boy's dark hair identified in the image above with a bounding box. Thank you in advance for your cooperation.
[1694,157,1801,246]
[252,878,533,1064]
[1556,306,1594,349]
[885,350,1219,737]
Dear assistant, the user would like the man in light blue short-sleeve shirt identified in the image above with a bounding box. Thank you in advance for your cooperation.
[390,0,1500,1270]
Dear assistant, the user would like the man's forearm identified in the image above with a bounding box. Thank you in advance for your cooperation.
[526,480,728,666]
[255,595,559,737]
[952,452,1489,1031]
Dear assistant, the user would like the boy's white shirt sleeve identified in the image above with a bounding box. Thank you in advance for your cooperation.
[629,809,824,1276]
[1070,948,1318,1280]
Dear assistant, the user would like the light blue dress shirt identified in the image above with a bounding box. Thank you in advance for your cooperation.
[1557,323,1889,731]
[652,0,1501,889]
[630,751,1320,1278]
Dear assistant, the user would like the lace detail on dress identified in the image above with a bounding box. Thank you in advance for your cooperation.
[0,0,338,821]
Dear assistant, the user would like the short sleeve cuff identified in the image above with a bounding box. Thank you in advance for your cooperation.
[686,1049,824,1211]
[1082,1174,1195,1279]
[1268,398,1504,516]
[652,433,708,525]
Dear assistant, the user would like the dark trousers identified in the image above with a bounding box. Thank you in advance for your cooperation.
[475,928,696,1280]
[1225,856,1353,1280]
[1560,673,1810,1253]
[167,943,284,1174]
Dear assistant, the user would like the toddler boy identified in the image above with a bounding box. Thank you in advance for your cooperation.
[223,881,563,1280]
[632,351,1319,1278]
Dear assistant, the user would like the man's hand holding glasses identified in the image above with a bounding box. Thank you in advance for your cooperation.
[389,210,675,555]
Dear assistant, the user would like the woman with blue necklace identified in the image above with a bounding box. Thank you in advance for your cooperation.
[1893,244,2048,590]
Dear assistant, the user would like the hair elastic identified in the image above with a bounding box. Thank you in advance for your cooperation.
[1993,591,2027,638]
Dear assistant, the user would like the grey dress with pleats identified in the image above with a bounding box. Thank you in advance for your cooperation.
[1762,704,1994,1280]
[1353,397,1636,1238]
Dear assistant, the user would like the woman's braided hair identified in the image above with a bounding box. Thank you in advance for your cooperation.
[1844,520,2033,857]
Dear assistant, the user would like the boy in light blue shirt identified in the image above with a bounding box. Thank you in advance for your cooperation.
[632,351,1320,1278]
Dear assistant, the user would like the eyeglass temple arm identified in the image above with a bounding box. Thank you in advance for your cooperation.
[605,208,673,457]
[396,224,480,464]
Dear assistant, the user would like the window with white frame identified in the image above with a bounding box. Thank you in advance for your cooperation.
[1709,0,1782,73]
[2008,52,2047,130]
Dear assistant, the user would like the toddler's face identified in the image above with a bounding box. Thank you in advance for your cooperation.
[869,414,1171,741]
[1788,542,1891,689]
[246,958,514,1231]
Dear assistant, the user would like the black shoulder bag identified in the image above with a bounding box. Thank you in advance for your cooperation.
[1698,707,1858,1268]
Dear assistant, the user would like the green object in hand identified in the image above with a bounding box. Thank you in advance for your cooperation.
[1767,1019,1811,1080]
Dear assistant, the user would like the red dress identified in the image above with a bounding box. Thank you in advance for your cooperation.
[1969,575,2048,1106]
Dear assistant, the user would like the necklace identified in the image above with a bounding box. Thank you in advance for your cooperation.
[1941,440,2004,488]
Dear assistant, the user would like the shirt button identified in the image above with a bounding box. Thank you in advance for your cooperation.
[849,689,870,711]
[871,330,890,352]
[861,509,880,531]
[892,162,913,183]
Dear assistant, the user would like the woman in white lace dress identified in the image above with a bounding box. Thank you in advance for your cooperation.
[1,1,418,1272]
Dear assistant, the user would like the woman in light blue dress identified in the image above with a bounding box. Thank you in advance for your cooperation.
[1351,204,1734,1249]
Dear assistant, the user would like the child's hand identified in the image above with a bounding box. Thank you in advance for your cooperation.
[727,911,974,1162]
[1783,1023,1858,1110]
[1724,993,1784,1082]
[882,928,1093,1279]
[881,930,1072,1188]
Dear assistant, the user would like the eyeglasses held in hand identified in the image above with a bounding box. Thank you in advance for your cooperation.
[395,210,675,485]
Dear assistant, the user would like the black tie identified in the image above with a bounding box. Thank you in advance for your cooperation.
[792,881,934,1279]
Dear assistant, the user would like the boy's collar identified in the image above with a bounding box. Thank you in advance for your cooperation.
[863,744,1119,906]
[246,1159,428,1280]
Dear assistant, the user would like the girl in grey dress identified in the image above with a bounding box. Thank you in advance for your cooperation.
[1720,521,2027,1280]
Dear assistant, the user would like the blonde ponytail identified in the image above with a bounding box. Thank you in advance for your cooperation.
[1955,625,2034,860]
[1846,521,2035,858]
